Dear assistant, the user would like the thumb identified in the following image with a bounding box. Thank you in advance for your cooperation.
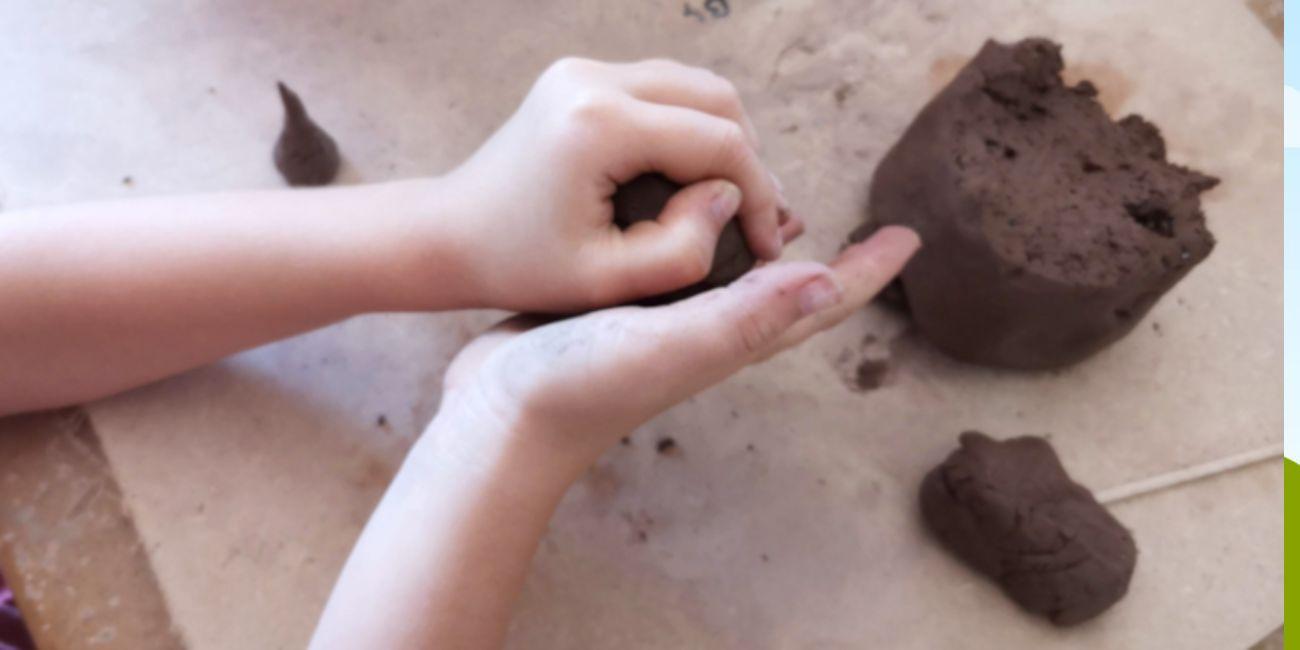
[628,262,842,403]
[600,179,742,301]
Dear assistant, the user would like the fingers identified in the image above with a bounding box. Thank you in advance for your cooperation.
[554,58,784,261]
[607,59,761,148]
[779,210,805,244]
[625,262,843,401]
[595,180,742,302]
[767,226,921,356]
[618,101,783,260]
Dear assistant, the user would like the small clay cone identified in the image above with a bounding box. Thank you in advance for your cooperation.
[273,81,341,186]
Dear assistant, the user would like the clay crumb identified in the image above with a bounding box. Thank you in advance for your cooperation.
[833,82,855,106]
[746,443,756,453]
[376,414,388,427]
[656,437,680,456]
[620,436,632,446]
[760,553,770,562]
[121,175,133,187]
[854,358,890,391]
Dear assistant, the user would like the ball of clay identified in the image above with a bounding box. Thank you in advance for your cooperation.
[612,173,756,304]
[919,431,1137,626]
[273,82,341,187]
[868,38,1218,369]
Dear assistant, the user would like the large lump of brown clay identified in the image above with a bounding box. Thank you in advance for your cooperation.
[274,82,341,187]
[869,38,1218,369]
[612,173,755,304]
[919,431,1137,626]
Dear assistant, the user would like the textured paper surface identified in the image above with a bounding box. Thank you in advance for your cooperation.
[1,1,1280,648]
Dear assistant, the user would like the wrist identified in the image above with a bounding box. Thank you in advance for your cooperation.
[405,403,582,508]
[360,176,486,312]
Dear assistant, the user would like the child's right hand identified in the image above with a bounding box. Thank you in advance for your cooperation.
[428,58,795,312]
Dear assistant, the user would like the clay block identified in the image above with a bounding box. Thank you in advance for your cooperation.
[920,431,1137,626]
[868,38,1218,369]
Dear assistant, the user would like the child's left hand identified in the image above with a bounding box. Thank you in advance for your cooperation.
[425,226,919,485]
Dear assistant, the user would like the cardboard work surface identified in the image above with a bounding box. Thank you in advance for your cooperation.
[0,0,1282,648]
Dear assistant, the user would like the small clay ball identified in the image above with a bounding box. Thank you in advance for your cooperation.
[612,173,755,304]
[273,82,341,187]
[868,38,1218,369]
[919,431,1137,626]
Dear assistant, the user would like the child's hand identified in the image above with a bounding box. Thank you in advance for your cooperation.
[426,227,919,484]
[438,58,791,312]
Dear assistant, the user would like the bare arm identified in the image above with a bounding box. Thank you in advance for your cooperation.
[310,411,571,649]
[1,58,792,416]
[310,227,920,649]
[0,180,464,415]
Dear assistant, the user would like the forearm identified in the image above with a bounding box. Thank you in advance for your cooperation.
[311,411,573,649]
[0,178,472,415]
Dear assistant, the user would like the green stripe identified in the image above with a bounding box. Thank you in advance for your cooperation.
[1287,458,1298,648]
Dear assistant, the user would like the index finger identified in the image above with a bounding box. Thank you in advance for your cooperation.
[765,226,921,356]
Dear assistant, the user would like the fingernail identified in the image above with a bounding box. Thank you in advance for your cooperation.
[770,231,785,257]
[711,182,742,222]
[798,276,842,316]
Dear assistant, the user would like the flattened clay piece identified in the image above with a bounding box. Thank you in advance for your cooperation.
[868,38,1218,369]
[612,173,756,304]
[274,82,341,187]
[919,431,1137,626]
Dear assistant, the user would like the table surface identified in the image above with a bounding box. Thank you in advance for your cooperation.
[0,1,1284,648]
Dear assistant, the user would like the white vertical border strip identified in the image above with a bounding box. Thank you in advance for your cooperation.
[1285,0,1297,460]
[1287,82,1296,461]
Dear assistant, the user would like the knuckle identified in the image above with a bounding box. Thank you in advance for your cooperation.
[670,241,712,285]
[712,122,748,163]
[644,57,682,69]
[710,74,741,103]
[640,57,693,78]
[548,57,592,80]
[733,311,777,356]
[567,91,622,127]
